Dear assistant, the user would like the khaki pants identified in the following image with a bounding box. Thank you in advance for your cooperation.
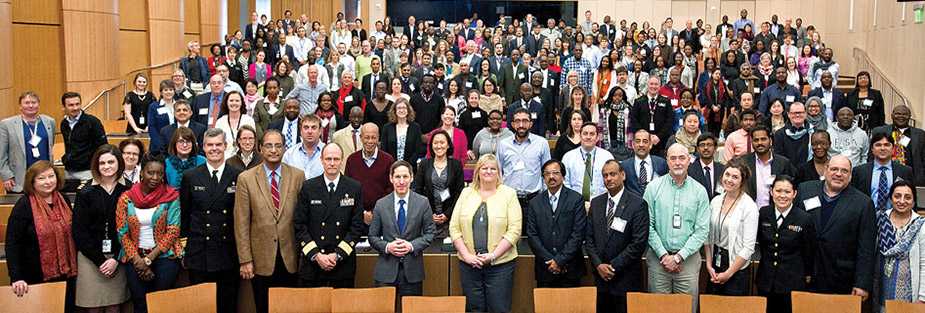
[646,248,701,313]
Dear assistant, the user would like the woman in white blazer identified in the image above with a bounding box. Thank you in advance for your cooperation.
[705,160,759,296]
[876,180,925,312]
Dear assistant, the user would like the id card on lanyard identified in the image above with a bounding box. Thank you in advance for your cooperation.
[27,120,42,158]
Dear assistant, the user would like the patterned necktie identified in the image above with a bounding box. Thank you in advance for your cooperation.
[892,130,908,165]
[285,121,294,148]
[606,198,616,226]
[270,171,280,211]
[210,96,221,128]
[639,160,649,190]
[397,199,407,234]
[876,166,890,210]
[704,166,713,197]
[582,153,593,201]
[550,195,557,213]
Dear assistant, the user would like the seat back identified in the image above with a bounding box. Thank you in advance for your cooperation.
[533,287,597,313]
[269,287,333,313]
[0,281,66,312]
[626,292,692,313]
[331,287,396,313]
[886,300,925,313]
[401,296,466,313]
[146,282,216,313]
[791,291,860,313]
[699,294,767,313]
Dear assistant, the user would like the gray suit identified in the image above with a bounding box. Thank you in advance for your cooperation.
[0,115,55,192]
[368,191,436,286]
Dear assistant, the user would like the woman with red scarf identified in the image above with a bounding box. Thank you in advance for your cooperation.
[116,156,182,313]
[699,68,731,136]
[5,161,78,311]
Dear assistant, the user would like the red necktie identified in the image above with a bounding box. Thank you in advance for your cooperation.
[210,96,221,128]
[270,171,280,212]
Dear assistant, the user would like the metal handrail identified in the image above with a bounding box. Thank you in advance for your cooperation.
[852,47,913,124]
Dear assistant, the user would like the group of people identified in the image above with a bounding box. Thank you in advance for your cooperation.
[1,7,924,313]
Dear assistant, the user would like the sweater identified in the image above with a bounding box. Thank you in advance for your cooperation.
[829,124,870,167]
[60,112,107,172]
[344,149,395,212]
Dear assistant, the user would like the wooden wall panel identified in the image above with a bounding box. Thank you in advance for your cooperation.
[62,0,117,14]
[149,20,185,66]
[12,0,60,24]
[120,0,148,31]
[185,0,202,34]
[0,0,12,118]
[12,24,64,120]
[119,30,150,78]
[149,0,182,21]
[228,0,241,32]
[200,0,221,45]
[62,11,120,83]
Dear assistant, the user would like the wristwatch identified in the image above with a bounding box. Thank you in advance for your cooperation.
[673,254,683,264]
[143,256,152,266]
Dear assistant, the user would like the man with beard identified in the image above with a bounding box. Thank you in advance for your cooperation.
[870,105,925,185]
[759,67,801,115]
[729,63,765,101]
[723,108,757,162]
[741,125,796,209]
[809,48,839,89]
[497,108,552,226]
[506,83,545,136]
[530,71,556,134]
[268,99,302,150]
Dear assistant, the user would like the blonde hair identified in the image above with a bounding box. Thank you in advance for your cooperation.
[471,154,502,190]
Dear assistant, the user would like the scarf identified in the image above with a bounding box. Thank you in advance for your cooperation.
[878,211,924,256]
[167,155,199,181]
[806,113,828,131]
[783,125,809,141]
[758,63,774,77]
[126,181,179,209]
[892,129,908,165]
[30,192,78,281]
[674,128,700,154]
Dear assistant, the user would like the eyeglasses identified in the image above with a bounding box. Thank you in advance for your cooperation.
[262,143,285,150]
[177,139,192,145]
[542,171,562,176]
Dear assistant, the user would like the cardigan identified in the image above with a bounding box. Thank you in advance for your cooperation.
[72,183,130,266]
[413,157,465,218]
[60,112,107,172]
[165,155,206,188]
[344,149,395,212]
[706,192,760,271]
[448,185,523,265]
[115,194,182,262]
[5,196,74,283]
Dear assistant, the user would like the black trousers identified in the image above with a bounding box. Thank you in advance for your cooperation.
[597,292,627,313]
[251,253,297,313]
[705,269,750,296]
[375,264,423,312]
[188,268,239,313]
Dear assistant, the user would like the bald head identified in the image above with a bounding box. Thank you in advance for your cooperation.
[666,143,691,179]
[825,155,852,193]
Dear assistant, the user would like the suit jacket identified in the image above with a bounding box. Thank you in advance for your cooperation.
[294,175,366,281]
[498,61,529,105]
[0,115,55,193]
[380,122,425,166]
[269,44,297,67]
[192,92,228,126]
[742,153,796,201]
[797,181,875,293]
[584,189,650,295]
[526,187,587,282]
[488,56,509,77]
[506,98,545,135]
[629,94,674,154]
[620,156,668,196]
[756,205,816,294]
[368,192,436,284]
[181,163,243,272]
[245,23,265,43]
[871,125,925,186]
[361,72,391,101]
[807,87,848,119]
[234,163,304,276]
[413,157,465,218]
[331,126,362,169]
[688,158,726,200]
[850,161,914,199]
[156,122,207,156]
[269,118,301,147]
[524,34,545,56]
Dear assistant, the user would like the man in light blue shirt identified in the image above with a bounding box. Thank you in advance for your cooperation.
[644,143,710,312]
[562,122,615,202]
[498,108,551,220]
[733,9,754,37]
[287,65,327,114]
[283,114,325,179]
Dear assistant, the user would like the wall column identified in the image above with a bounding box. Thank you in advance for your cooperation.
[62,0,121,118]
[0,0,12,117]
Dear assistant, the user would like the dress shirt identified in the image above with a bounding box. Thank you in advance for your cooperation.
[497,134,552,194]
[206,162,225,183]
[561,146,615,200]
[177,121,190,128]
[775,205,792,228]
[872,161,893,209]
[393,192,409,221]
[634,155,656,183]
[362,148,379,167]
[608,187,625,217]
[755,154,774,208]
[723,129,751,162]
[560,57,594,92]
[548,188,562,212]
[287,82,327,114]
[323,174,341,192]
[264,163,282,187]
[644,175,711,260]
[282,142,325,179]
[66,111,82,130]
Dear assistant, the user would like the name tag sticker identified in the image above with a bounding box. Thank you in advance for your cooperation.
[670,99,678,107]
[518,73,525,79]
[199,108,209,115]
[321,118,330,128]
[863,99,873,107]
[900,136,911,147]
[439,189,451,201]
[409,84,416,91]
[513,161,526,171]
[102,240,112,254]
[183,90,193,98]
[311,200,323,205]
[344,95,354,102]
[471,111,482,119]
[465,82,473,88]
[611,218,627,233]
[672,214,682,229]
[157,107,170,115]
[786,95,795,102]
[531,112,538,120]
[754,87,760,93]
[193,185,206,191]
[438,83,444,90]
[803,196,821,211]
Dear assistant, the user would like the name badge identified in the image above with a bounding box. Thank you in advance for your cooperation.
[102,239,112,254]
[649,123,656,131]
[226,186,236,193]
[531,112,538,120]
[471,111,482,119]
[344,95,354,102]
[900,136,911,147]
[611,218,627,233]
[753,87,760,93]
[311,200,323,205]
[28,135,42,147]
[409,84,416,92]
[438,83,444,90]
[183,90,193,98]
[518,73,525,79]
[803,196,821,211]
[672,213,682,229]
[341,196,355,207]
[199,108,209,115]
[139,115,146,124]
[862,99,873,107]
[439,189,451,201]
[465,82,473,88]
[786,95,795,103]
[157,107,170,115]
[513,161,526,171]
[31,147,40,158]
[670,99,678,107]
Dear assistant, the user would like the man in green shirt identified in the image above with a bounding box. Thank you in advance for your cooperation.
[644,143,710,312]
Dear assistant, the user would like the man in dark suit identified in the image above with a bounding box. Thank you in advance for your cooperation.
[192,75,228,127]
[629,76,675,156]
[294,143,366,288]
[620,129,668,195]
[397,63,420,95]
[524,26,545,56]
[244,12,264,44]
[361,57,389,102]
[368,160,435,310]
[267,99,302,150]
[851,132,914,210]
[585,160,649,313]
[742,126,796,208]
[506,83,545,136]
[159,100,206,152]
[797,155,875,302]
[688,133,725,200]
[498,49,529,105]
[181,128,243,313]
[806,71,847,119]
[487,43,509,77]
[526,159,587,288]
[871,105,925,186]
[269,36,297,67]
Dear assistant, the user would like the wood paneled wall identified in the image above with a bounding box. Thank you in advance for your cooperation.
[149,0,185,86]
[0,0,12,118]
[200,0,222,48]
[269,0,340,31]
[10,0,64,119]
[62,0,121,119]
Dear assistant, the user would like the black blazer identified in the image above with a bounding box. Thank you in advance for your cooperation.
[807,87,848,119]
[629,94,674,154]
[620,156,668,196]
[741,153,796,201]
[6,196,72,283]
[583,190,650,295]
[268,44,297,67]
[361,72,390,101]
[756,205,816,294]
[180,164,243,272]
[294,175,366,281]
[413,158,465,218]
[871,125,925,186]
[795,160,826,186]
[850,161,914,199]
[525,187,587,282]
[688,158,726,200]
[60,112,107,172]
[72,182,130,267]
[796,181,875,293]
[380,122,425,166]
[157,122,207,156]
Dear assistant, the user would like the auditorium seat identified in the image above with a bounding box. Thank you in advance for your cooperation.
[699,294,766,313]
[533,287,596,313]
[0,281,66,312]
[401,296,466,313]
[268,287,332,313]
[627,292,692,313]
[791,291,860,313]
[887,300,925,313]
[331,286,396,313]
[146,282,216,313]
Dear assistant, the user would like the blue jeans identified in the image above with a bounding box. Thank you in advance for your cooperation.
[124,258,180,313]
[458,260,515,313]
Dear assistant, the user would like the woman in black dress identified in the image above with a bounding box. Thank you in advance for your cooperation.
[365,80,393,126]
[123,73,157,135]
[552,110,588,161]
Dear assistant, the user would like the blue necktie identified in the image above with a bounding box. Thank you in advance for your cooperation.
[286,121,294,148]
[877,166,889,210]
[397,199,407,234]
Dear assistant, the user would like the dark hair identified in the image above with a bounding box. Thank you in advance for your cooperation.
[542,159,567,177]
[61,91,81,105]
[428,130,454,158]
[139,154,167,182]
[168,126,199,157]
[696,132,717,146]
[890,180,918,210]
[390,160,414,176]
[871,131,895,146]
[740,109,757,120]
[118,137,147,159]
[749,124,772,138]
[90,144,125,182]
[221,91,244,116]
[812,129,831,143]
[23,161,64,195]
[511,107,531,120]
[771,174,797,192]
